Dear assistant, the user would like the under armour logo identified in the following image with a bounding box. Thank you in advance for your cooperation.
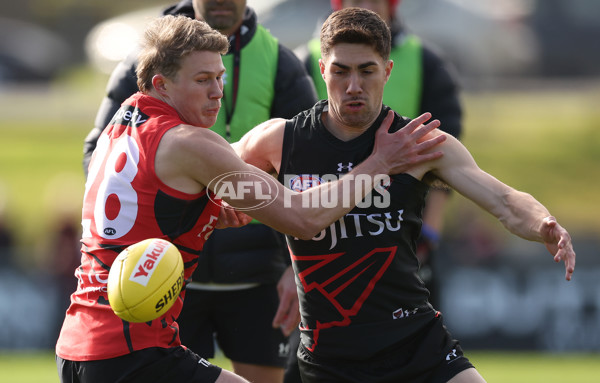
[198,358,211,367]
[446,348,459,362]
[337,162,353,172]
[392,307,418,320]
[278,342,290,357]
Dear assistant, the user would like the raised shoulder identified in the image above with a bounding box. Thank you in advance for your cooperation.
[234,118,287,174]
[408,130,482,182]
[403,129,456,180]
[431,132,477,174]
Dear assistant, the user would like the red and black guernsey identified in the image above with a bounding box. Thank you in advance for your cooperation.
[56,93,222,361]
[278,100,437,360]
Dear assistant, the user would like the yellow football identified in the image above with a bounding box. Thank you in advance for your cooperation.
[107,238,184,323]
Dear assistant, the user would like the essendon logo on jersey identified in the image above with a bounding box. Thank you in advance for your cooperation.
[129,239,170,286]
[288,174,323,192]
[293,247,397,351]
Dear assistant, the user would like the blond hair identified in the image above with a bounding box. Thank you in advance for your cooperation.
[136,15,229,92]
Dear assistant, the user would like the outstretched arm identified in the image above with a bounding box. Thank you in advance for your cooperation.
[426,135,576,280]
[159,112,445,240]
[236,111,445,175]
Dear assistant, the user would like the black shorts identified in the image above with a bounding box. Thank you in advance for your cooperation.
[56,346,222,383]
[177,283,290,367]
[297,314,474,383]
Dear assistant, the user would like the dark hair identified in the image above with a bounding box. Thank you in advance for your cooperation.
[320,7,391,61]
[136,15,229,92]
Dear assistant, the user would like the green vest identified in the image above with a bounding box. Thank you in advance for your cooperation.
[212,25,279,142]
[308,34,423,118]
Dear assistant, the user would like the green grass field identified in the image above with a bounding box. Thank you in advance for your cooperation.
[2,350,600,383]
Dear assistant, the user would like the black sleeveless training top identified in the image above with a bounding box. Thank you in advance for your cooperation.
[278,100,437,360]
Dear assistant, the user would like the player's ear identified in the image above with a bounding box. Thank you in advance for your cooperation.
[384,60,394,83]
[319,58,326,79]
[152,74,168,96]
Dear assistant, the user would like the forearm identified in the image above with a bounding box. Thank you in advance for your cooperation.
[196,140,371,240]
[283,156,389,238]
[237,154,388,240]
[496,190,552,243]
[237,112,445,239]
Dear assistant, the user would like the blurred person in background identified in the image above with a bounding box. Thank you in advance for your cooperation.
[0,199,14,269]
[0,184,15,268]
[294,0,462,336]
[82,1,317,382]
[47,216,81,342]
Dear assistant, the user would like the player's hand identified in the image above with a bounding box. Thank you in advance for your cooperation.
[272,266,300,336]
[372,111,445,175]
[541,216,576,281]
[215,202,253,229]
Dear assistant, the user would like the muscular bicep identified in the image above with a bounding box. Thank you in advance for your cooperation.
[160,123,284,193]
[235,118,285,174]
[166,128,309,236]
[156,126,244,193]
[432,136,513,217]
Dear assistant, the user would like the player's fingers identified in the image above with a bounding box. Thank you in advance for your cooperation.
[565,263,574,281]
[553,247,575,281]
[272,289,294,326]
[374,110,395,140]
[412,119,441,140]
[565,268,573,281]
[276,296,300,336]
[281,310,301,336]
[215,207,234,229]
[565,250,576,281]
[401,112,432,134]
[416,132,446,152]
[227,210,243,227]
[273,306,299,336]
[272,303,287,329]
[237,211,253,226]
[416,151,444,162]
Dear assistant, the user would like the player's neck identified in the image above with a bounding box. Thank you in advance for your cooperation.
[322,110,376,142]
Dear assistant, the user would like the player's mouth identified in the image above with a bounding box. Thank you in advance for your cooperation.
[344,100,366,111]
[207,7,234,17]
[205,103,221,115]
